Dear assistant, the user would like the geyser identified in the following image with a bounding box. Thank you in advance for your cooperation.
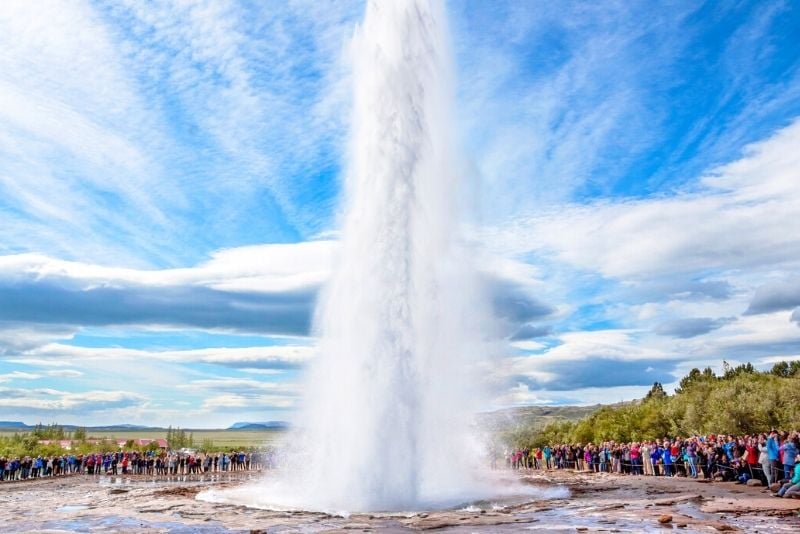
[294,0,489,512]
[201,0,492,513]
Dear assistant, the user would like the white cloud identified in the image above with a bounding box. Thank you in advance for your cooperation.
[19,344,314,370]
[200,394,296,411]
[0,240,335,292]
[0,370,41,382]
[179,378,300,395]
[0,387,144,412]
[44,369,84,378]
[493,383,556,407]
[491,118,800,279]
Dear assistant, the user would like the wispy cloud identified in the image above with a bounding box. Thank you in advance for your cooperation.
[0,387,144,412]
[491,118,800,279]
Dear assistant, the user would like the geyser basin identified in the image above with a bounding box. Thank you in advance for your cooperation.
[197,472,570,515]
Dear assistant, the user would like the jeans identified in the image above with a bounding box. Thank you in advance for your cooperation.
[777,481,800,497]
[687,456,697,477]
[631,458,641,475]
[784,463,795,481]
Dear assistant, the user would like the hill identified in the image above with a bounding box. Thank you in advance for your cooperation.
[228,421,289,430]
[0,421,29,429]
[479,404,612,433]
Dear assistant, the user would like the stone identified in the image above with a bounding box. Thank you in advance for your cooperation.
[769,483,781,492]
[746,479,763,487]
[658,514,672,524]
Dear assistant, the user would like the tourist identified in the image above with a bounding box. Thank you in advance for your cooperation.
[774,453,800,498]
[779,433,799,481]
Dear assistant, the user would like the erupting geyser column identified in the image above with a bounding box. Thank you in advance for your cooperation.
[295,0,488,511]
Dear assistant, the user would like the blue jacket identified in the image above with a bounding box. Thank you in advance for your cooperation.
[651,447,662,463]
[723,441,735,460]
[767,436,779,461]
[780,441,798,466]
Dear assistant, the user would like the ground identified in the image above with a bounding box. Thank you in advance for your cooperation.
[1,469,798,532]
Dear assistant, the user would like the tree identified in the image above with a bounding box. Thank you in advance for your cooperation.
[73,427,87,441]
[771,361,800,378]
[675,367,716,394]
[722,361,755,380]
[645,382,667,401]
[31,423,65,440]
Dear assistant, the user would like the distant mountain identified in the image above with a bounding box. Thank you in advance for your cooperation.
[0,421,29,428]
[228,421,289,430]
[92,424,153,430]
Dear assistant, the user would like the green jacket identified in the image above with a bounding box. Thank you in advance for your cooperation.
[792,463,800,485]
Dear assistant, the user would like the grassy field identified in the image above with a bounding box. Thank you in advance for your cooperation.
[0,428,285,449]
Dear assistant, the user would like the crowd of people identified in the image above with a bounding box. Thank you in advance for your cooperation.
[0,449,274,482]
[506,429,800,498]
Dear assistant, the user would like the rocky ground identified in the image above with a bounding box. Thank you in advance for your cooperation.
[0,469,798,532]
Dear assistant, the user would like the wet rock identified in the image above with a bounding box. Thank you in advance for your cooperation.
[658,514,673,524]
[154,486,201,498]
[746,479,763,487]
[653,494,702,506]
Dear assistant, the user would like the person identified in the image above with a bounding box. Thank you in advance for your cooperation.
[650,443,662,477]
[779,434,799,481]
[767,430,780,483]
[662,441,673,477]
[686,439,698,478]
[774,453,800,498]
[759,434,772,486]
[630,443,641,475]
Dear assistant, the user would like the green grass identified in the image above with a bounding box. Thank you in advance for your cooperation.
[0,428,285,449]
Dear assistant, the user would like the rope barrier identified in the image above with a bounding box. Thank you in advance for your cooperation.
[505,457,774,482]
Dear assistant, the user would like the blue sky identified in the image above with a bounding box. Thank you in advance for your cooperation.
[1,0,799,427]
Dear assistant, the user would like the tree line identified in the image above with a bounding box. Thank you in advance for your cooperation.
[505,361,800,448]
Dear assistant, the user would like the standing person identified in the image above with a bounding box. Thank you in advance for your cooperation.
[767,430,780,483]
[642,441,652,476]
[745,437,760,482]
[599,444,608,473]
[630,443,641,475]
[651,443,662,477]
[759,434,772,486]
[779,434,799,481]
[663,441,673,477]
[686,439,698,478]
